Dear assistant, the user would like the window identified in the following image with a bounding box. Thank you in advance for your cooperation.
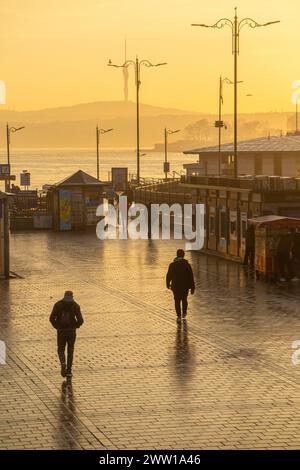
[230,211,237,240]
[219,208,227,239]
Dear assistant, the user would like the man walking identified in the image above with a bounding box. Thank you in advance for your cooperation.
[243,224,255,267]
[49,291,84,378]
[166,249,195,324]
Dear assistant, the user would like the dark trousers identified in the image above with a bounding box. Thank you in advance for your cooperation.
[57,329,76,372]
[277,255,295,279]
[173,291,189,317]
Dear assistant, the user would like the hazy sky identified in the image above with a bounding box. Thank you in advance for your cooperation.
[0,0,298,113]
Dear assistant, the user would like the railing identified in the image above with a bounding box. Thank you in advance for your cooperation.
[133,179,191,205]
[181,175,300,192]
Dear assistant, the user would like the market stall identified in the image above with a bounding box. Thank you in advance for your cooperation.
[49,170,106,231]
[248,215,300,280]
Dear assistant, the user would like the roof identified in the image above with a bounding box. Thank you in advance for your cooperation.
[184,135,300,155]
[248,215,300,227]
[54,170,105,187]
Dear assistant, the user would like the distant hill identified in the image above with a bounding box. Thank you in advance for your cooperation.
[0,100,296,149]
[0,100,200,123]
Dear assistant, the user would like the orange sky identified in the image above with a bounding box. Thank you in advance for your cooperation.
[0,0,298,113]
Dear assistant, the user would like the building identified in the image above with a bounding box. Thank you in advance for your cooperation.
[183,135,300,177]
[48,170,107,231]
[0,192,9,279]
[180,174,300,262]
[133,174,300,263]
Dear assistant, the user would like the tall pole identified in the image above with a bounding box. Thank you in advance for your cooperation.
[191,9,279,179]
[4,197,9,278]
[296,102,298,134]
[218,76,222,175]
[233,8,238,178]
[6,123,10,192]
[96,125,100,180]
[108,57,166,185]
[136,57,140,184]
[164,127,168,180]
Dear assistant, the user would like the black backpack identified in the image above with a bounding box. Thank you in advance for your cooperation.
[59,308,73,328]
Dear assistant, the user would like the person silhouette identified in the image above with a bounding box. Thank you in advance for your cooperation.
[49,291,84,378]
[166,249,195,324]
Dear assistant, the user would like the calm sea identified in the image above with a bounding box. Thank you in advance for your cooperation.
[0,148,195,190]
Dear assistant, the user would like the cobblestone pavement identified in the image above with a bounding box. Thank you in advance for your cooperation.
[1,231,300,449]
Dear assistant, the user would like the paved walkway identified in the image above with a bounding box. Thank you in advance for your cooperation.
[1,232,300,449]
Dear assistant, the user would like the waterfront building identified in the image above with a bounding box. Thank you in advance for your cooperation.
[183,135,300,177]
[133,174,300,263]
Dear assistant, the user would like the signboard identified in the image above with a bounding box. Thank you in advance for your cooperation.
[20,172,30,187]
[0,164,10,176]
[111,167,128,191]
[59,189,72,231]
[163,162,170,174]
[0,175,15,181]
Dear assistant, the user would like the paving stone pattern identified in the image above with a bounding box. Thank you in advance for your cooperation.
[1,232,300,449]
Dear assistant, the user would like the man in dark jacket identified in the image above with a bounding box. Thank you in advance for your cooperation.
[166,249,195,323]
[243,224,255,267]
[49,291,84,378]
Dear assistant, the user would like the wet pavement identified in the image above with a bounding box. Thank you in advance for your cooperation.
[1,231,300,449]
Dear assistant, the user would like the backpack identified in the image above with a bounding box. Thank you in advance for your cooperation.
[59,309,73,328]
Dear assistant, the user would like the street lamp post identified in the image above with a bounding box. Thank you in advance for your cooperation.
[192,8,279,178]
[164,128,180,180]
[216,76,242,175]
[6,123,25,191]
[96,125,113,180]
[108,57,166,185]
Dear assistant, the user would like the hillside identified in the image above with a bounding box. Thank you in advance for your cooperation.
[0,101,295,149]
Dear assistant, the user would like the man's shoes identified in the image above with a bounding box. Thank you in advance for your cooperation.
[291,277,299,282]
[279,277,287,282]
[61,363,67,378]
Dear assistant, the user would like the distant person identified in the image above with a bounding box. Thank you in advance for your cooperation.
[276,233,299,282]
[166,249,195,324]
[243,224,255,267]
[49,291,84,378]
